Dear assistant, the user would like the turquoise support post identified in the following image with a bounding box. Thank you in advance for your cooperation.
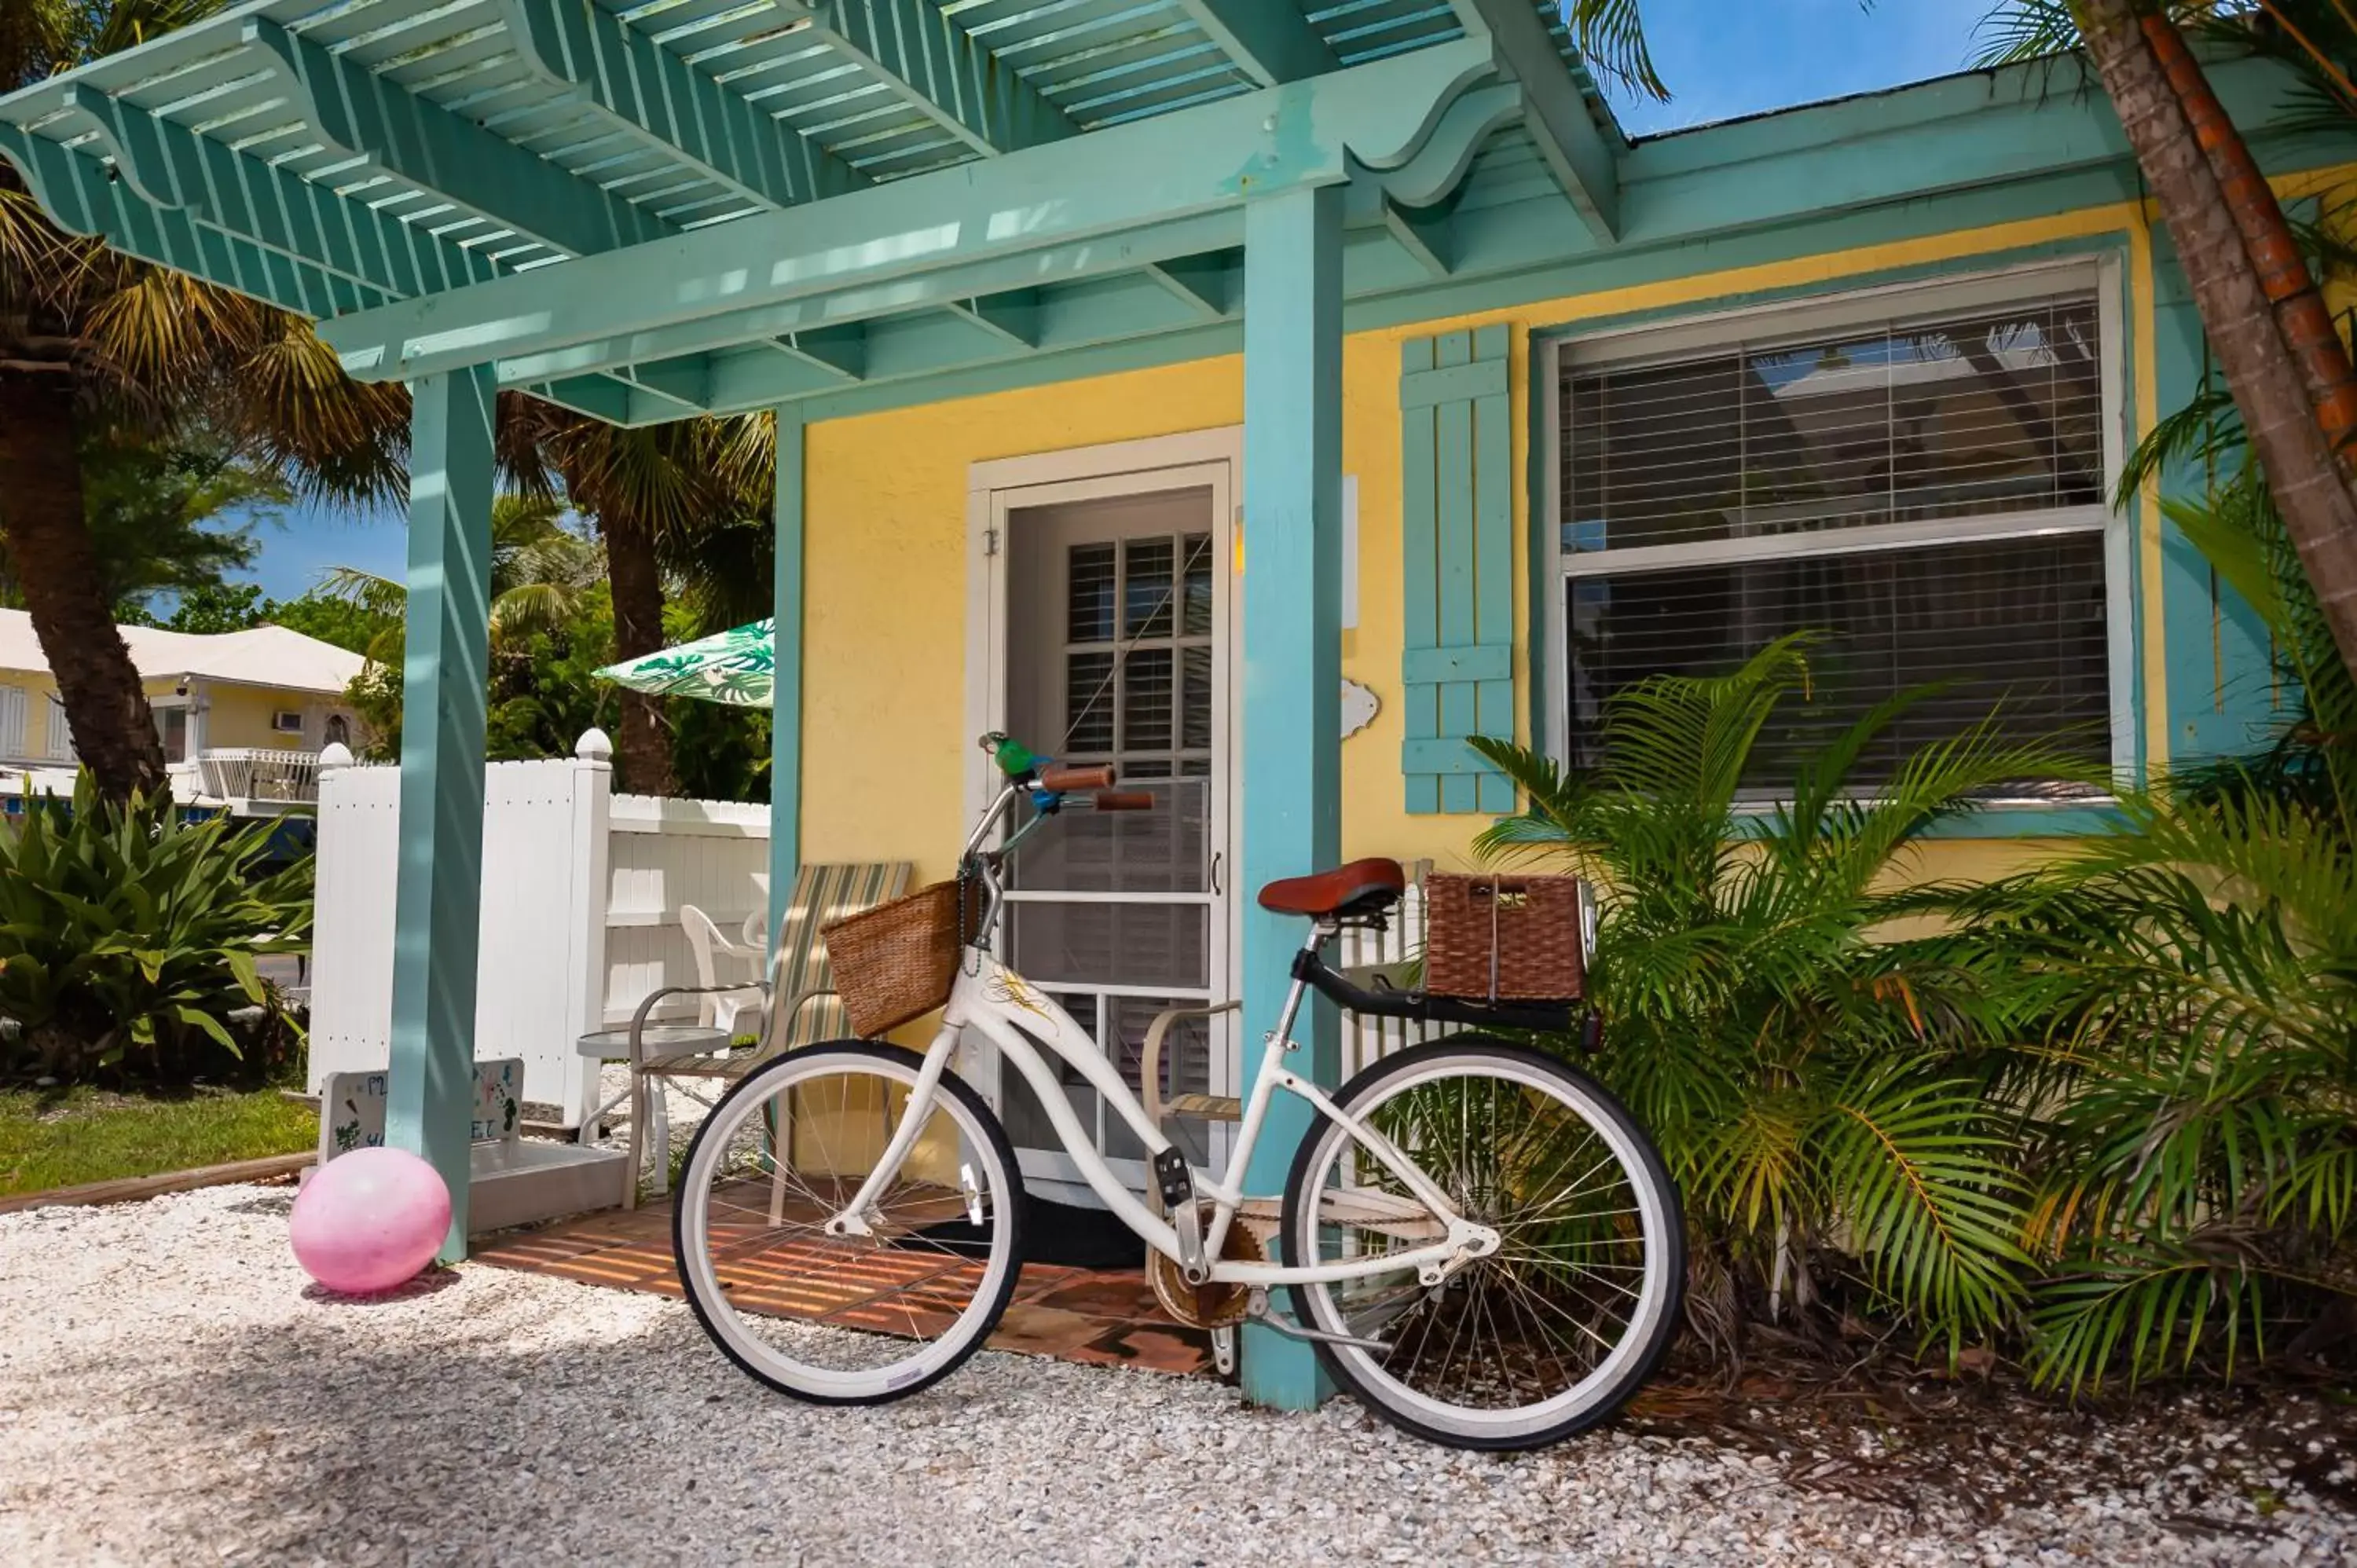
[768,408,807,938]
[385,365,498,1261]
[1237,183,1345,1411]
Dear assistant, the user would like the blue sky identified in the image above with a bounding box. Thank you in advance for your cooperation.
[227,0,1992,603]
[1602,1,1989,136]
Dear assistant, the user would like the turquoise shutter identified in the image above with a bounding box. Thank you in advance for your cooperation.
[1400,324,1515,814]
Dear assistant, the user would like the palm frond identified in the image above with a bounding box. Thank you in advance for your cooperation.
[2029,1238,2275,1393]
[1560,0,1668,101]
[487,580,581,643]
[2114,387,2242,506]
[0,1,76,90]
[1970,0,2081,67]
[1818,1064,2032,1348]
[316,566,407,620]
[226,316,409,509]
[86,0,227,61]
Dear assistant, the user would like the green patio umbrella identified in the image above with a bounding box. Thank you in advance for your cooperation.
[596,617,776,708]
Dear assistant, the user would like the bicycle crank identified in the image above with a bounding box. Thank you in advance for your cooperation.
[1148,1201,1263,1330]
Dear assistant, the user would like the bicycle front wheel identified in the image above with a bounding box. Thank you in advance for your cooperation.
[1281,1039,1684,1450]
[673,1042,1024,1405]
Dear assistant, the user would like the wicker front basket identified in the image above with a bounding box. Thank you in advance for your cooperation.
[1423,874,1588,1003]
[822,881,967,1038]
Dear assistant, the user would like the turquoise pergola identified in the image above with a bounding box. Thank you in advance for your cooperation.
[0,0,2211,1409]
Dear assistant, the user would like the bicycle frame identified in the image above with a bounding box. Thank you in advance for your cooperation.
[824,784,1499,1289]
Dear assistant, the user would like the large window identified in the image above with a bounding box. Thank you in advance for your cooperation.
[1549,268,2124,791]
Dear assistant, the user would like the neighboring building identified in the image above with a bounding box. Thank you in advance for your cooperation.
[0,610,363,812]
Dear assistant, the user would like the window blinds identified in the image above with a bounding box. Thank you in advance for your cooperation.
[1559,286,2115,783]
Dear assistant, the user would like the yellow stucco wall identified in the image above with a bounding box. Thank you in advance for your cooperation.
[0,672,60,760]
[203,685,322,751]
[800,197,2187,892]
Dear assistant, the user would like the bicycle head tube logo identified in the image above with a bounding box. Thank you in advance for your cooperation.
[984,969,1051,1020]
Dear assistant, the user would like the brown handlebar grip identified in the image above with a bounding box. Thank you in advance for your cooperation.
[1039,763,1116,792]
[1092,791,1155,812]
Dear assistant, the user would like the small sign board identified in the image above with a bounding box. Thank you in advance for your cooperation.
[318,1059,524,1164]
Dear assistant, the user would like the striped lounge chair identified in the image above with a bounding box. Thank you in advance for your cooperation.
[624,860,911,1207]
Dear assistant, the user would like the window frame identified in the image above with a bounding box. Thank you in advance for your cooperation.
[1538,256,2138,797]
[152,699,192,764]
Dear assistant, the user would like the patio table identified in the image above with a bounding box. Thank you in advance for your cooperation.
[576,1024,731,1197]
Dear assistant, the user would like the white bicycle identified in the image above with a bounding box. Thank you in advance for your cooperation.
[671,735,1684,1449]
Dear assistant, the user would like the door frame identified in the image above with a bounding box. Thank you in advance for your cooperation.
[964,427,1244,1192]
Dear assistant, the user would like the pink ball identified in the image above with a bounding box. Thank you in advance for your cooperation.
[290,1146,452,1295]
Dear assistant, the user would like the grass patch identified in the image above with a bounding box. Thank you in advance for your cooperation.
[0,1086,316,1198]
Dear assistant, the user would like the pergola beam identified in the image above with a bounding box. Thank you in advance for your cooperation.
[697,269,1226,412]
[313,40,1496,382]
[1382,198,1453,277]
[778,0,1077,157]
[243,17,669,258]
[943,292,1040,349]
[498,0,863,212]
[0,100,654,419]
[0,123,367,321]
[1142,258,1230,320]
[1448,0,1618,241]
[52,85,504,299]
[771,324,868,381]
[1171,0,1340,86]
[617,359,714,412]
[480,208,1242,387]
[531,375,640,423]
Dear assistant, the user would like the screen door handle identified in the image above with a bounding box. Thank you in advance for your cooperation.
[1209,852,1222,896]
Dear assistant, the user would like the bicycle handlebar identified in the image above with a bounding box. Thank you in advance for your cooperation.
[1037,762,1116,793]
[1091,790,1154,812]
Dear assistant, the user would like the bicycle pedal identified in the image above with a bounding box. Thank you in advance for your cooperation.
[1150,1148,1192,1215]
[1152,1149,1210,1282]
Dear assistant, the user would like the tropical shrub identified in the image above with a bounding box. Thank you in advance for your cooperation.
[1466,483,2357,1391]
[1977,468,2357,1392]
[1470,636,2087,1361]
[0,775,312,1087]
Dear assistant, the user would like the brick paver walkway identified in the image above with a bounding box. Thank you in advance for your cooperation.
[472,1196,1213,1376]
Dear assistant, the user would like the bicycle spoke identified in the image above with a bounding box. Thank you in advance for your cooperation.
[678,1057,1015,1394]
[1297,1050,1677,1442]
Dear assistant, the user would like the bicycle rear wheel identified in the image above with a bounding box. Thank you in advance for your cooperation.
[1281,1039,1683,1450]
[673,1042,1023,1405]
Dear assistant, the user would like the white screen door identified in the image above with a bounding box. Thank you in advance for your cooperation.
[983,464,1234,1198]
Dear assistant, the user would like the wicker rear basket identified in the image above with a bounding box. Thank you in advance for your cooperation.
[1423,874,1588,1003]
[822,881,969,1038]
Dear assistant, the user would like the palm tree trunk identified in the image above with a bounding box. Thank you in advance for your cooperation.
[2139,12,2357,463]
[2075,0,2357,683]
[601,509,678,797]
[0,376,168,804]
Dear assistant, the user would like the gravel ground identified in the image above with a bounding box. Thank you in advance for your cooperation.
[2,1186,2350,1566]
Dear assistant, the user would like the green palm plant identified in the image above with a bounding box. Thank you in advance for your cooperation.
[503,403,775,797]
[1978,466,2357,1391]
[1469,636,2089,1357]
[321,492,604,661]
[0,0,409,806]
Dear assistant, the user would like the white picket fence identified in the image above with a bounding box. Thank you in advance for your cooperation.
[306,733,770,1127]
